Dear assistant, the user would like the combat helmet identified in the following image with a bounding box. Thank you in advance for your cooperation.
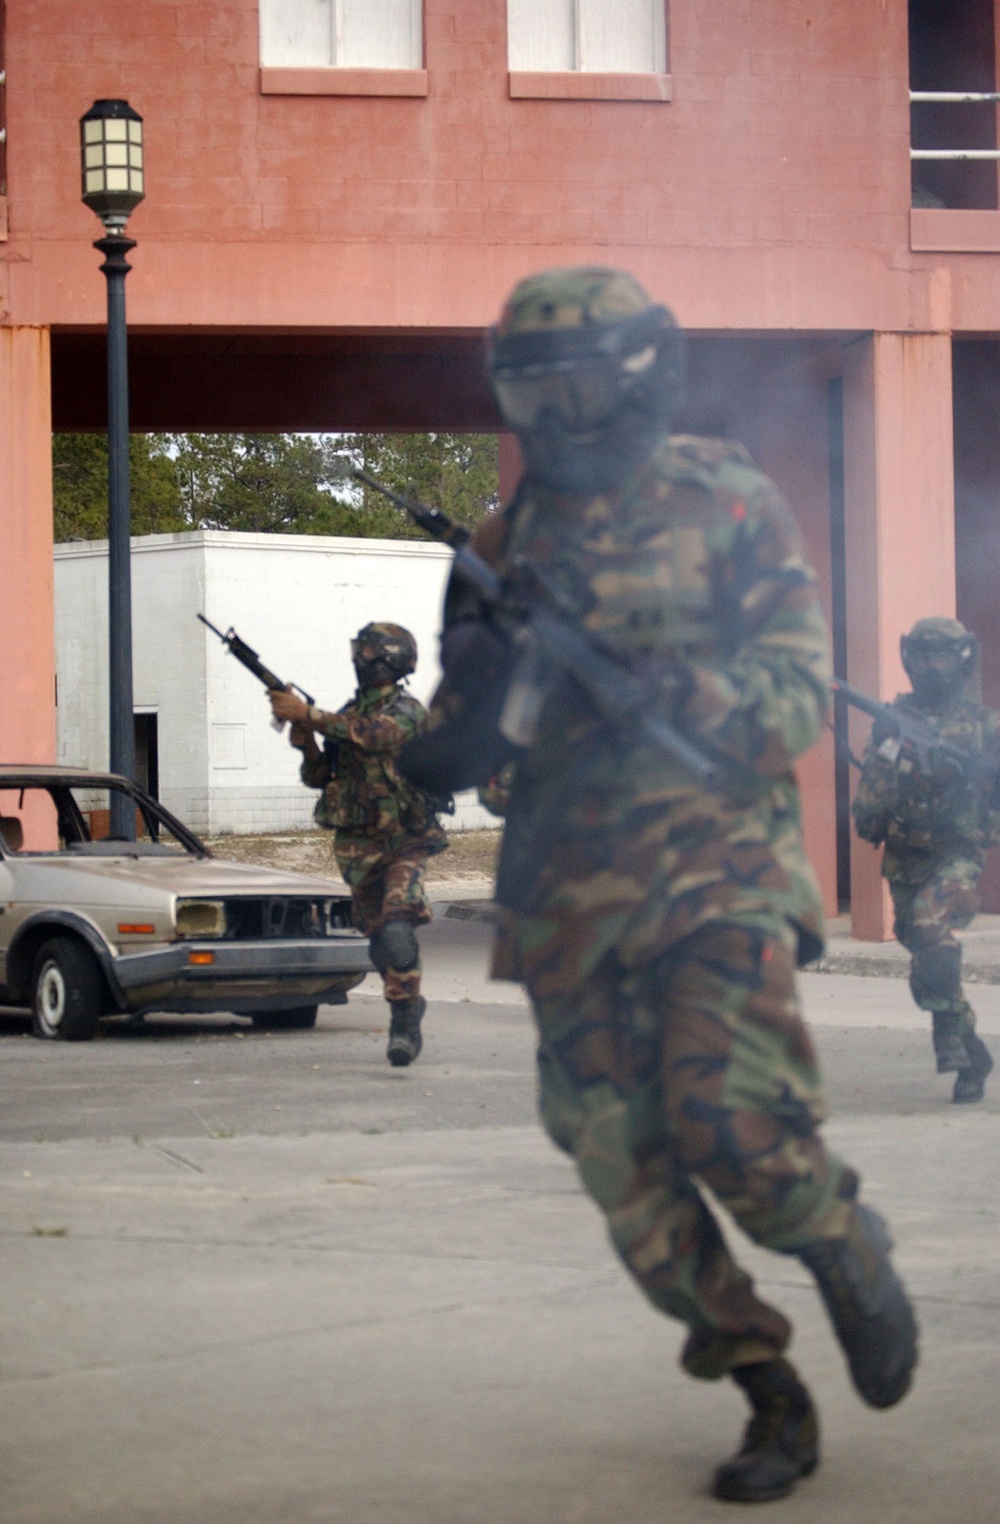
[900,616,977,708]
[486,266,684,492]
[352,622,417,688]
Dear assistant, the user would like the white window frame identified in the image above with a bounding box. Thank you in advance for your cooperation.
[258,0,427,97]
[507,0,671,103]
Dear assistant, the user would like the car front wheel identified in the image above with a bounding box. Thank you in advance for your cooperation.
[250,1005,319,1031]
[31,937,104,1041]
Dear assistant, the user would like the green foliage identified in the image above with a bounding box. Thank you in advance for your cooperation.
[52,431,499,543]
[52,434,185,542]
[170,433,351,535]
[341,433,500,537]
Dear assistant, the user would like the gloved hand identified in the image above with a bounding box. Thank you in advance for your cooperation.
[440,619,513,696]
[270,687,311,727]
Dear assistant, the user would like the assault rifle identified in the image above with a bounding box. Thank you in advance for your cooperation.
[831,675,997,785]
[197,614,315,731]
[352,470,720,785]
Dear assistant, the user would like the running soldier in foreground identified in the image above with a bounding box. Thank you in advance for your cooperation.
[270,623,448,1066]
[852,616,998,1103]
[403,267,918,1502]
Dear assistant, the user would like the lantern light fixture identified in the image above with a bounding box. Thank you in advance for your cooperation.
[79,98,144,232]
[79,98,145,829]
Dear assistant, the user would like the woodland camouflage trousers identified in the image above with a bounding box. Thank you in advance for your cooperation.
[529,914,860,1379]
[340,845,434,1004]
[890,859,982,1047]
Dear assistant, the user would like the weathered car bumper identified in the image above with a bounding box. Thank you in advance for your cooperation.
[112,935,373,1014]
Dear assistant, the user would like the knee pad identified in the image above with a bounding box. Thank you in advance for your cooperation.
[367,930,389,976]
[910,942,962,1004]
[375,918,420,973]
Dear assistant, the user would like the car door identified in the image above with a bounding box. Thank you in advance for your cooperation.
[0,856,13,988]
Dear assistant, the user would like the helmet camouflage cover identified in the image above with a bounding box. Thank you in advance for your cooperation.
[900,616,977,700]
[487,265,683,437]
[352,622,417,681]
[494,265,657,337]
[901,616,975,665]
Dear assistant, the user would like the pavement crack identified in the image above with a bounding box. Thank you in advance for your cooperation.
[136,1142,205,1173]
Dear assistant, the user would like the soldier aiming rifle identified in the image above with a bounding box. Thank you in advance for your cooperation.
[269,623,449,1069]
[850,617,998,1103]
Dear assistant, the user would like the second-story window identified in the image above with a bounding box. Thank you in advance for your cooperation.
[259,0,422,70]
[507,0,666,74]
[909,0,997,209]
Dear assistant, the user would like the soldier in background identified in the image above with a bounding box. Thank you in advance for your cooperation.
[405,267,918,1503]
[270,622,448,1067]
[852,616,998,1103]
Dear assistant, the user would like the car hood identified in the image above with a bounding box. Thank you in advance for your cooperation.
[12,854,351,899]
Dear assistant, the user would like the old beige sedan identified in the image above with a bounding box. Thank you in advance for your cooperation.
[0,765,371,1040]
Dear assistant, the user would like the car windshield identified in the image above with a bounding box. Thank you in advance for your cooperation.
[0,779,203,858]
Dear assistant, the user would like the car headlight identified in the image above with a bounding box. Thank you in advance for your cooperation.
[175,899,226,938]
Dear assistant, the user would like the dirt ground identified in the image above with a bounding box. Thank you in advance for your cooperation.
[205,826,501,887]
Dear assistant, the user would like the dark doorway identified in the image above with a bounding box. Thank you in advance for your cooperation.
[134,713,159,799]
[827,377,852,911]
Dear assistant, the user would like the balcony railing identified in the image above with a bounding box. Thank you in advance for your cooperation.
[910,90,1000,161]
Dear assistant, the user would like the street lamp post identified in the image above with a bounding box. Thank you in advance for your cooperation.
[79,99,145,838]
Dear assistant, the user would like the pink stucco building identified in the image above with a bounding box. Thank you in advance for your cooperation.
[3,1,1000,935]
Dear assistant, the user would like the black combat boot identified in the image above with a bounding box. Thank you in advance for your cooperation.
[713,1358,819,1503]
[799,1204,918,1409]
[386,997,426,1067]
[932,1011,972,1074]
[952,1031,994,1104]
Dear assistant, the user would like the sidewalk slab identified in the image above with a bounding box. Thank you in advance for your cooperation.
[437,893,1000,984]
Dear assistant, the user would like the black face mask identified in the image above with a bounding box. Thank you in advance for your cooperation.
[519,404,663,495]
[354,658,397,689]
[905,652,965,711]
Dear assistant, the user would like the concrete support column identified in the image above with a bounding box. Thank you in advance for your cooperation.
[842,331,956,939]
[0,326,56,765]
[497,431,523,503]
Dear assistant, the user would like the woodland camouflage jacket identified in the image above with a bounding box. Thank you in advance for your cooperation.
[300,684,447,872]
[852,692,1000,884]
[452,432,831,996]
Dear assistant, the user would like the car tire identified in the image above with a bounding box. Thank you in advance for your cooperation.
[249,1005,319,1031]
[31,936,104,1041]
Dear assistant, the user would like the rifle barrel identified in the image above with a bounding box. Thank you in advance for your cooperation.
[197,614,314,706]
[830,676,883,717]
[352,469,470,549]
[197,612,228,642]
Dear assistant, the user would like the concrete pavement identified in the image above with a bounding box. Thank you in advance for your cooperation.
[441,885,1000,983]
[0,904,997,1524]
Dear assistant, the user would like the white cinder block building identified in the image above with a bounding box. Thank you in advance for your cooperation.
[54,531,494,837]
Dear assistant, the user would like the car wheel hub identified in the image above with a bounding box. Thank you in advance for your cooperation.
[38,964,67,1031]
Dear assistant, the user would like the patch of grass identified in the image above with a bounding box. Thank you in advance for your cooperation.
[206,827,501,883]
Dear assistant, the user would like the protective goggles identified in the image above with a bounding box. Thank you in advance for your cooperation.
[492,361,636,432]
[488,308,667,433]
[904,635,971,662]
